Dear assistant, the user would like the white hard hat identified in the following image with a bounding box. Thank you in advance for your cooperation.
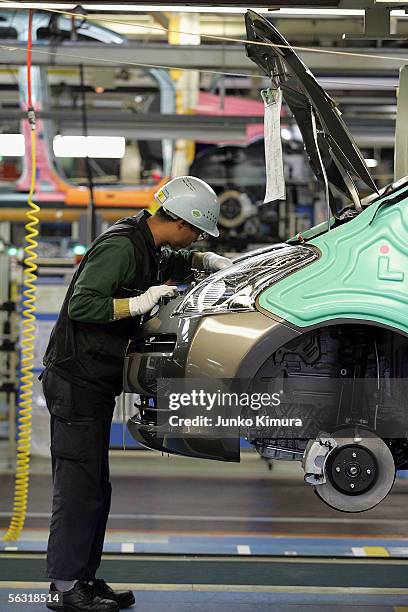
[154,176,220,237]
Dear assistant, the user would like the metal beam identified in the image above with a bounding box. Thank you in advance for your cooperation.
[0,110,255,141]
[0,42,406,74]
[394,65,408,180]
[343,2,406,40]
[0,109,394,145]
[0,109,261,123]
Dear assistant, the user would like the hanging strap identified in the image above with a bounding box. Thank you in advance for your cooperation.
[262,87,286,203]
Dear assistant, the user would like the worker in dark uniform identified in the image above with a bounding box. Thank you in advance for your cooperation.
[42,176,232,612]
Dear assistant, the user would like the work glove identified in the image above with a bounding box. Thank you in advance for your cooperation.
[202,251,233,272]
[129,285,178,316]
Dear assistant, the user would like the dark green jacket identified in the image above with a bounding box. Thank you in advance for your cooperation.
[69,235,197,322]
[43,211,200,408]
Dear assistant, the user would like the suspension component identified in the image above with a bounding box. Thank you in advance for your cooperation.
[302,433,337,486]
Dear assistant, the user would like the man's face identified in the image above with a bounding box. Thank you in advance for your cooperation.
[167,220,202,249]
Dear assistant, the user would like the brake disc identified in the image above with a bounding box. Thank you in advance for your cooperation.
[305,427,396,512]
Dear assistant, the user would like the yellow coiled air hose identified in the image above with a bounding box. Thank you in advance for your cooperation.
[3,10,40,542]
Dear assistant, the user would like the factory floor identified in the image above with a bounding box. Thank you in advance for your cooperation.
[1,448,408,610]
[0,587,407,612]
[1,449,408,542]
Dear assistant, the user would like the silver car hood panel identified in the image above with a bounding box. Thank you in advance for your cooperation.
[245,10,378,214]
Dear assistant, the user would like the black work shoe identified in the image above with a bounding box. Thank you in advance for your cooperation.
[86,579,135,609]
[46,581,119,611]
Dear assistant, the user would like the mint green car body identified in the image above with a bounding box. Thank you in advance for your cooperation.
[259,186,408,336]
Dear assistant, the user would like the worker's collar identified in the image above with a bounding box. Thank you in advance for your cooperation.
[138,209,160,252]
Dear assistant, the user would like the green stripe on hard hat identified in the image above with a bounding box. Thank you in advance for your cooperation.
[154,176,220,237]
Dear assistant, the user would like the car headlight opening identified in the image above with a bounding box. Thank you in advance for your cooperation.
[173,245,319,318]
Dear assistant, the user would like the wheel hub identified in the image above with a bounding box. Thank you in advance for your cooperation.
[303,427,396,512]
[328,445,377,495]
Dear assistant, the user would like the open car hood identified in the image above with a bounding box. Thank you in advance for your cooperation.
[245,10,379,216]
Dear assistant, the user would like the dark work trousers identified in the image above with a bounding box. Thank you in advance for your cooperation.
[42,369,115,581]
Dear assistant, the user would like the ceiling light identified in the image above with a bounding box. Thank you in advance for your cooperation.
[53,135,125,158]
[2,1,406,17]
[0,2,77,7]
[87,6,367,16]
[281,128,292,141]
[2,3,263,12]
[364,158,379,168]
[73,244,86,255]
[0,134,25,157]
[0,3,366,15]
[82,6,369,15]
[84,4,257,12]
[82,4,262,14]
[274,9,365,16]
